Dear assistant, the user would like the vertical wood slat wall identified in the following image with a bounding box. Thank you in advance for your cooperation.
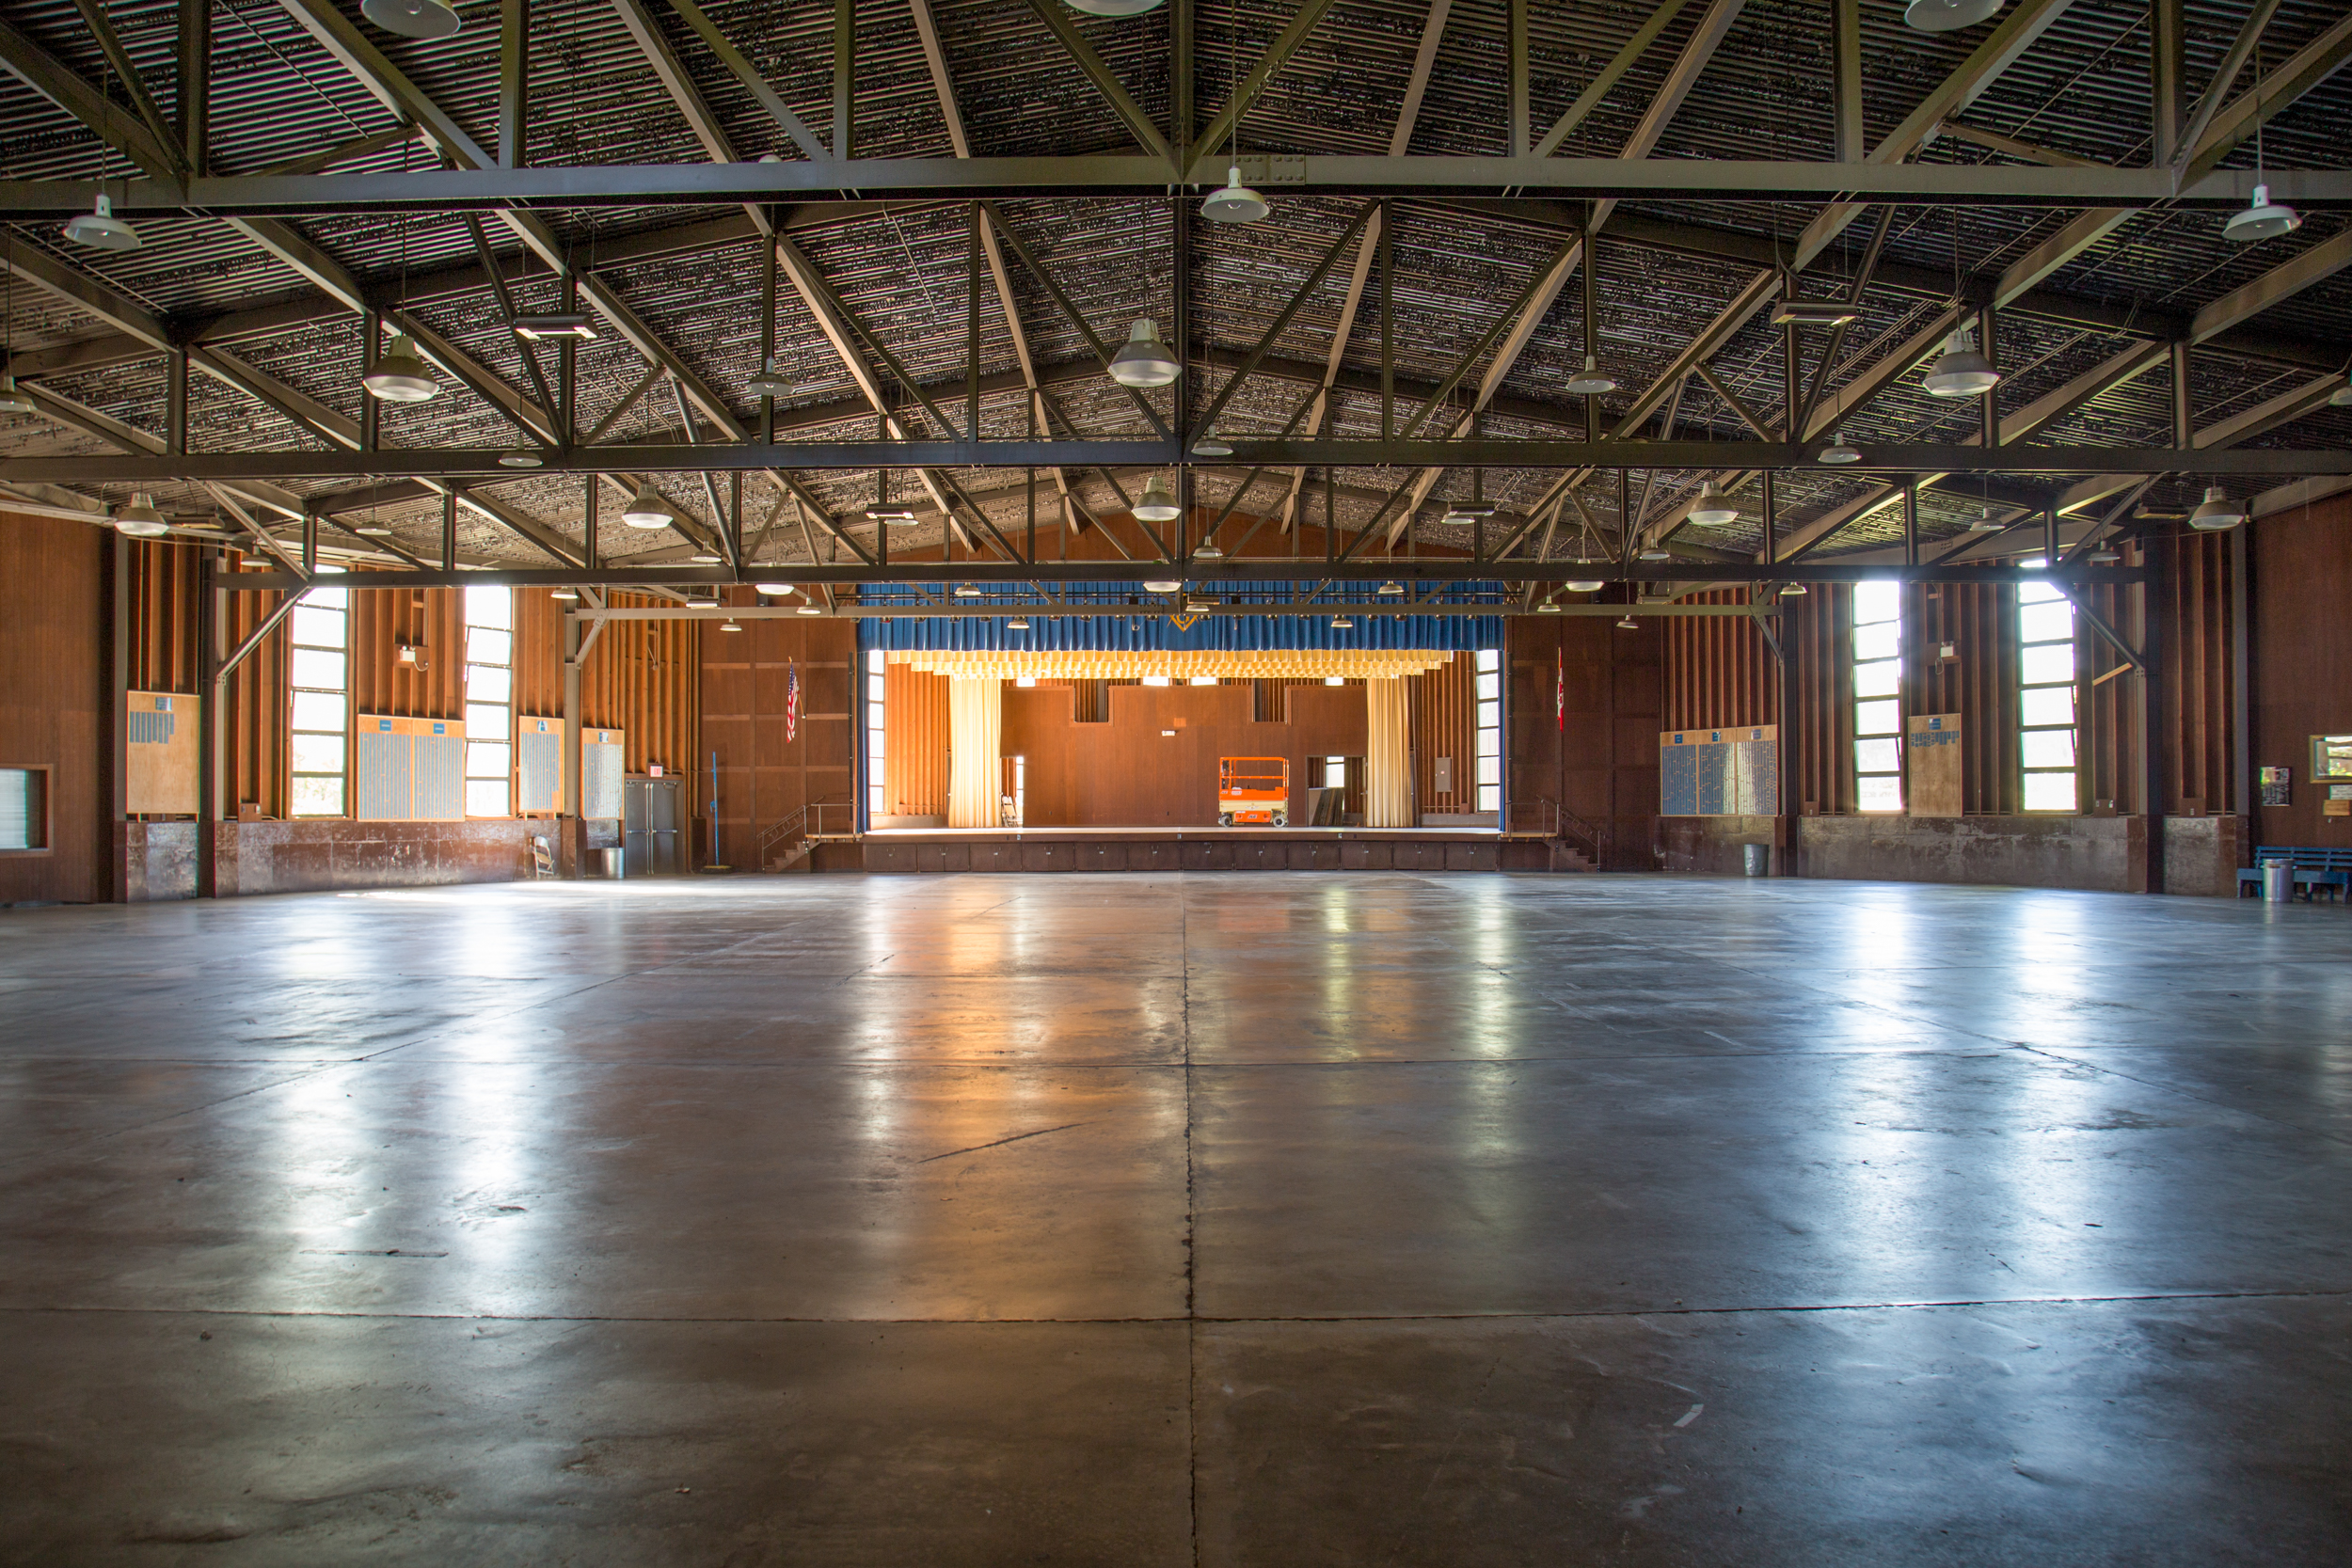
[126,540,202,696]
[2154,533,2237,815]
[579,594,698,778]
[348,585,462,720]
[1409,656,1476,813]
[1662,590,1778,731]
[220,560,290,821]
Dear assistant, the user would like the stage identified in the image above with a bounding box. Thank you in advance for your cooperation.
[843,825,1588,875]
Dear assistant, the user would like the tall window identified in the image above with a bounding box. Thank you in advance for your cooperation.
[289,567,349,816]
[1851,580,1904,813]
[865,648,886,819]
[1474,648,1501,814]
[2018,563,2079,812]
[463,586,514,817]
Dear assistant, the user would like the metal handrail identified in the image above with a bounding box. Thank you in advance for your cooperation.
[1513,796,1609,861]
[757,799,858,862]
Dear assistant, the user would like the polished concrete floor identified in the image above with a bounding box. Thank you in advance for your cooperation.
[1,872,2347,1565]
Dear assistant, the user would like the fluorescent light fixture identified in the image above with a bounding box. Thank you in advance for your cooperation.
[1771,299,1862,327]
[362,0,462,39]
[1107,319,1181,388]
[511,313,596,341]
[63,192,139,251]
[865,507,915,522]
[362,334,438,403]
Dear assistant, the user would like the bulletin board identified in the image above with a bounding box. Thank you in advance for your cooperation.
[355,715,466,820]
[125,690,199,816]
[517,716,566,816]
[581,728,627,820]
[1660,726,1779,816]
[1907,713,1963,816]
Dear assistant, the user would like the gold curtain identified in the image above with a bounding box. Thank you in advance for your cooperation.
[1364,676,1413,828]
[946,675,1003,828]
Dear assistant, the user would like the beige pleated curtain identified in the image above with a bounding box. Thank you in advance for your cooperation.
[1364,676,1413,828]
[946,675,1003,827]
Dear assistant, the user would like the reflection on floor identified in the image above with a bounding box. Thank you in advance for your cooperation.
[1,873,2347,1563]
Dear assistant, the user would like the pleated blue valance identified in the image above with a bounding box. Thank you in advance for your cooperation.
[856,580,1503,654]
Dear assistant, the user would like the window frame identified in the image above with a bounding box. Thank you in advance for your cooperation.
[463,586,516,819]
[1851,581,1905,815]
[2016,564,2081,814]
[288,573,350,818]
[864,648,886,823]
[0,764,52,854]
[1473,648,1502,815]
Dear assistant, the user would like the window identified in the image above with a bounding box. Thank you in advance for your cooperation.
[1473,648,1501,814]
[1188,675,1219,687]
[1140,674,1172,687]
[289,569,349,816]
[865,648,886,819]
[463,586,514,817]
[0,768,45,849]
[2018,562,2078,813]
[1852,580,1904,813]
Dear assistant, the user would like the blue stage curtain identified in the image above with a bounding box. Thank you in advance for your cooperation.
[856,585,1501,655]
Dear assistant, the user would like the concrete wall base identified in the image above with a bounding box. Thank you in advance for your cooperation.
[1661,814,2249,895]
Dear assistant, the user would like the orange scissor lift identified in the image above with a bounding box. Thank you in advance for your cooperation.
[1216,756,1290,827]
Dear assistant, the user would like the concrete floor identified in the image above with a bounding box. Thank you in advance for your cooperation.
[1,872,2347,1566]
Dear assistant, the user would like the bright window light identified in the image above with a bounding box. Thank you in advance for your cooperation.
[463,586,514,817]
[2017,562,2078,813]
[866,648,886,819]
[1851,581,1903,813]
[1473,649,1502,813]
[290,568,348,816]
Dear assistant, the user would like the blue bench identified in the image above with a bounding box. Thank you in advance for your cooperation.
[2237,846,2352,901]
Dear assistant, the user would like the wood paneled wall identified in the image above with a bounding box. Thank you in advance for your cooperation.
[1504,613,1661,868]
[348,585,462,721]
[883,663,949,816]
[2154,532,2239,816]
[221,562,290,822]
[0,511,108,903]
[580,595,698,777]
[125,539,203,695]
[1410,655,1478,813]
[2250,495,2350,846]
[1662,592,1779,732]
[698,603,854,863]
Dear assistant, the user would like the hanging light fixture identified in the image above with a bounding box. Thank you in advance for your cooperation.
[2088,544,2122,563]
[2329,372,2352,408]
[1968,505,2003,531]
[2223,184,2301,245]
[1922,327,2001,398]
[1191,429,1233,457]
[1904,0,2002,30]
[363,0,462,38]
[1107,319,1182,388]
[755,581,794,595]
[719,618,744,633]
[795,604,823,615]
[112,493,168,537]
[1638,543,1672,560]
[363,334,438,403]
[1143,578,1183,593]
[745,355,796,398]
[2188,486,2247,531]
[954,582,981,597]
[498,450,543,467]
[1065,0,1163,13]
[621,483,671,529]
[550,587,580,601]
[1818,433,1863,464]
[1565,355,1616,395]
[690,553,723,564]
[1200,166,1268,225]
[1375,581,1405,596]
[1440,501,1496,526]
[0,375,31,415]
[1330,615,1355,629]
[1563,577,1605,593]
[1687,483,1738,526]
[1184,597,1216,613]
[1194,542,1224,559]
[1615,614,1641,630]
[63,192,139,252]
[1005,616,1030,630]
[1132,475,1183,522]
[511,313,596,341]
[1780,581,1807,596]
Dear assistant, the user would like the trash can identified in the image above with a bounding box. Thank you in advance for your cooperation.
[2262,859,2293,902]
[597,847,624,880]
[1742,843,1771,878]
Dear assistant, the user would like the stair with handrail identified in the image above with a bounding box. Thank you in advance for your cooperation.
[1509,797,1606,872]
[757,800,858,873]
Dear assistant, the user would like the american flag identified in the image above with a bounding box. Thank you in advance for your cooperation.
[784,664,800,743]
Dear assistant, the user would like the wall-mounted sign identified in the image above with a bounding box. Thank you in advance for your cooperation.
[1660,727,1778,816]
[2311,735,2352,780]
[2260,766,2292,807]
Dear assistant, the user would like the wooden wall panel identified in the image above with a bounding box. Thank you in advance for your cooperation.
[1504,613,1661,869]
[1663,591,1778,731]
[221,562,290,822]
[2250,495,2352,847]
[698,603,853,864]
[0,511,107,903]
[512,586,567,723]
[882,663,949,816]
[349,583,462,721]
[1410,655,1477,813]
[126,538,202,695]
[580,595,698,778]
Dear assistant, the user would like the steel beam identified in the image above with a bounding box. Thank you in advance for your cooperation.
[1017,0,1173,165]
[1183,0,1344,182]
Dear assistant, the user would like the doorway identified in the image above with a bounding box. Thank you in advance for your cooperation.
[624,776,684,876]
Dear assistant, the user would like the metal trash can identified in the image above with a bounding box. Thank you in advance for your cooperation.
[1742,843,1771,878]
[2262,859,2293,902]
[597,847,624,880]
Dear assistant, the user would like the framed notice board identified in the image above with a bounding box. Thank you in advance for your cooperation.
[125,690,199,815]
[1907,713,1962,816]
[1661,726,1779,816]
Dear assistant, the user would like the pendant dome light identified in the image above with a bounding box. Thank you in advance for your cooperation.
[1143,578,1183,593]
[64,192,139,252]
[1968,504,2003,531]
[1905,0,2002,30]
[621,483,672,529]
[1536,599,1563,612]
[1687,482,1737,527]
[796,604,823,615]
[498,450,543,467]
[1375,580,1405,596]
[1818,433,1863,464]
[1922,327,2001,398]
[1201,166,1268,225]
[1107,319,1181,388]
[2224,184,2301,245]
[113,493,168,537]
[1780,581,1808,596]
[1563,578,1606,594]
[1194,541,1224,559]
[1065,0,1163,13]
[362,0,462,40]
[2329,371,2352,408]
[1566,213,1615,394]
[2188,486,2247,531]
[745,355,795,398]
[2223,52,2298,245]
[1615,614,1641,630]
[1330,615,1355,629]
[363,333,438,403]
[1637,544,1672,561]
[1132,475,1183,522]
[0,375,29,415]
[1564,355,1616,396]
[755,581,795,595]
[1191,429,1234,456]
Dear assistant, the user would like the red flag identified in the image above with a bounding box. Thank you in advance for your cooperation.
[784,664,801,743]
[1555,646,1565,731]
